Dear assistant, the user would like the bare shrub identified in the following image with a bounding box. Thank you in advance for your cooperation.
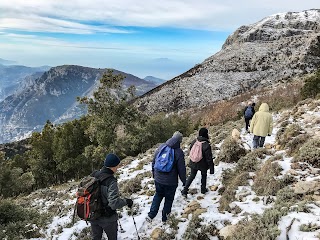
[275,187,296,205]
[286,134,309,156]
[231,214,281,240]
[253,160,283,196]
[215,137,246,164]
[182,215,217,239]
[299,223,320,232]
[219,171,249,212]
[119,172,152,195]
[294,138,320,168]
[268,154,284,162]
[276,123,303,147]
[236,149,267,172]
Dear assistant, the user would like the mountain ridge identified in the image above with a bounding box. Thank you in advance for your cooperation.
[0,65,158,143]
[135,9,320,114]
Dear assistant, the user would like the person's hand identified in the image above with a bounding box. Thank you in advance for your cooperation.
[268,134,271,136]
[126,198,133,208]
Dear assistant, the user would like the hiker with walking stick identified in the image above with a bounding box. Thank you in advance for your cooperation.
[89,153,133,240]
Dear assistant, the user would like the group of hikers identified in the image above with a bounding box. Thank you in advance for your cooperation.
[85,101,273,240]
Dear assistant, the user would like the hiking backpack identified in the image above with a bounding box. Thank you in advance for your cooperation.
[154,145,175,172]
[75,174,112,221]
[244,106,254,118]
[189,140,204,163]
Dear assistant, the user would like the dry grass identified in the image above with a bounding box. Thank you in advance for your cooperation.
[187,81,303,126]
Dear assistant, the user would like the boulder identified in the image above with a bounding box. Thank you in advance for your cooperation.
[151,228,164,240]
[210,185,219,191]
[219,225,237,239]
[194,208,207,216]
[294,181,320,194]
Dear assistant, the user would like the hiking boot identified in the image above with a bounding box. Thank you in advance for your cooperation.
[145,216,153,223]
[201,188,209,194]
[181,189,188,198]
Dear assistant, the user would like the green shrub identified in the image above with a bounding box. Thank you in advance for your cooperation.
[276,123,302,148]
[117,113,196,157]
[236,149,267,172]
[253,160,284,196]
[182,215,216,240]
[301,69,320,99]
[286,134,309,156]
[119,171,152,196]
[219,171,249,212]
[299,223,320,232]
[231,214,281,240]
[275,187,296,205]
[215,137,246,164]
[294,138,320,168]
[0,200,50,239]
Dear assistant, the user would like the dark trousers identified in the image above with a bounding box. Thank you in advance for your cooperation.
[90,218,118,240]
[253,135,266,149]
[148,181,177,222]
[245,118,251,131]
[184,168,207,192]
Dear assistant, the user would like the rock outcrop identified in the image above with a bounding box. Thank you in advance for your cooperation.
[136,9,320,114]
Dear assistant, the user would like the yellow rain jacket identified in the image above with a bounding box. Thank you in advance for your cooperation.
[250,103,273,137]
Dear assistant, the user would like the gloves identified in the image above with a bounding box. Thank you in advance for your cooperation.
[126,198,133,208]
[267,134,271,136]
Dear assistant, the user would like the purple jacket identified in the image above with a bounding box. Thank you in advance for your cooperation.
[152,136,186,186]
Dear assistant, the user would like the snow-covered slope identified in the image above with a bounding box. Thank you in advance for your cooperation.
[135,9,320,114]
[19,98,320,240]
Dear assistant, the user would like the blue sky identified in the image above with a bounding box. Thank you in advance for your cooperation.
[0,0,319,79]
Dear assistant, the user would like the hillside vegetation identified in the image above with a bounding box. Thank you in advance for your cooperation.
[0,70,319,239]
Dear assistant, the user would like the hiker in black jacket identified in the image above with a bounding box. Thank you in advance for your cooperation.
[244,101,256,132]
[90,153,133,240]
[181,128,214,196]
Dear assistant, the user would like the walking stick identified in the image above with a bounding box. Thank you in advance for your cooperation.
[132,215,141,240]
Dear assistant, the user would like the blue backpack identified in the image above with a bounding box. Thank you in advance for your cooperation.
[244,106,254,118]
[154,145,175,172]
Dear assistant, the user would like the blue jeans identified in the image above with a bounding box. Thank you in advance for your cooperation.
[253,135,266,149]
[148,181,177,222]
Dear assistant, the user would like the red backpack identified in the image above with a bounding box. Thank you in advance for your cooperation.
[74,173,113,222]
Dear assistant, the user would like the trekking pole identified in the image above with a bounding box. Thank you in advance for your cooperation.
[118,219,125,233]
[132,215,141,240]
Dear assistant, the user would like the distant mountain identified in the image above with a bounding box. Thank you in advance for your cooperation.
[136,9,320,114]
[0,58,16,65]
[144,76,166,85]
[0,65,159,143]
[0,64,51,101]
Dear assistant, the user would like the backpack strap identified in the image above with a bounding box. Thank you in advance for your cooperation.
[94,171,117,217]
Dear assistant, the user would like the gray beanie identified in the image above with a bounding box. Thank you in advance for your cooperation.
[172,131,183,143]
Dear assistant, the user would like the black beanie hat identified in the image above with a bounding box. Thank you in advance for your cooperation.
[104,153,120,167]
[199,127,209,139]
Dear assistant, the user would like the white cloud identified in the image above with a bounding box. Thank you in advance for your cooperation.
[0,15,131,34]
[0,0,319,33]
